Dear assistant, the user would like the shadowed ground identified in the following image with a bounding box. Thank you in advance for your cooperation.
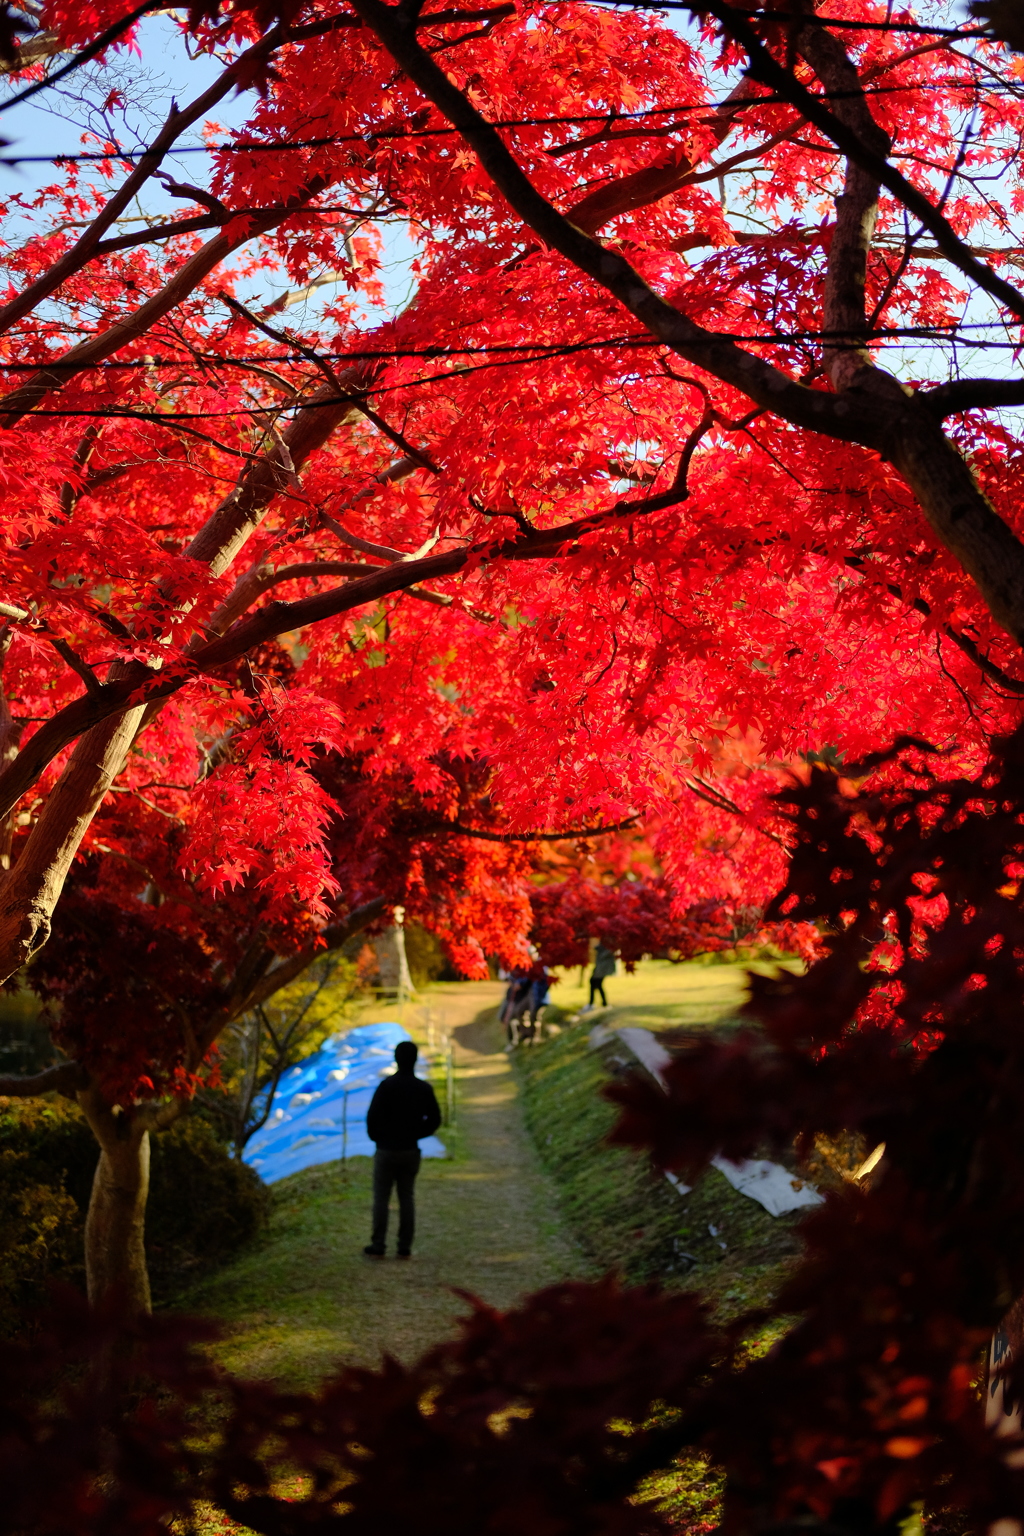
[182,981,591,1389]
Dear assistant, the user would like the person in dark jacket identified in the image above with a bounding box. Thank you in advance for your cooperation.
[363,1040,441,1259]
[586,942,617,1009]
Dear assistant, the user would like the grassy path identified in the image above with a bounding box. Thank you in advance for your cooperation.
[182,981,591,1389]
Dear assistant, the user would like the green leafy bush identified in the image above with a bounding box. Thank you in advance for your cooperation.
[146,1116,270,1294]
[404,922,457,986]
[0,1147,82,1323]
[0,1097,269,1331]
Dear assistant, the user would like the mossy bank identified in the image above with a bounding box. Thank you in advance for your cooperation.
[515,961,807,1319]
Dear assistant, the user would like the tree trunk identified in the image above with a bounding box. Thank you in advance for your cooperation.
[0,694,147,981]
[78,1086,152,1315]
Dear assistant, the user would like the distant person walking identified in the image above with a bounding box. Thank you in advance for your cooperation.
[363,1041,441,1259]
[526,964,551,1042]
[500,968,533,1050]
[587,943,617,1009]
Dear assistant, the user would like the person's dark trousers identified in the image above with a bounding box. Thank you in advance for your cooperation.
[589,978,607,1007]
[371,1148,421,1253]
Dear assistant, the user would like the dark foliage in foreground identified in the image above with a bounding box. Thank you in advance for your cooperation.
[10,728,1024,1532]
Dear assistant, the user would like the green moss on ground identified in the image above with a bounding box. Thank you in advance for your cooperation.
[517,1011,803,1318]
[517,960,812,1536]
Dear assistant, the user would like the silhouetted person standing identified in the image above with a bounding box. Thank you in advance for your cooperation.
[364,1040,441,1259]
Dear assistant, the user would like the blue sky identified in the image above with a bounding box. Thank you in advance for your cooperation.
[0,4,1016,392]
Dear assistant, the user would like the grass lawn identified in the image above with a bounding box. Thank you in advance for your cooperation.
[175,963,806,1534]
[546,951,796,1032]
[176,982,588,1391]
[518,954,811,1317]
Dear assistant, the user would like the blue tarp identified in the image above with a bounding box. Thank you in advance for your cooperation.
[243,1021,446,1184]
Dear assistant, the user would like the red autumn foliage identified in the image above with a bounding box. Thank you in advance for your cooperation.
[5,0,1024,1527]
[529,871,820,970]
[25,747,538,1102]
[9,729,1024,1532]
[0,0,1021,998]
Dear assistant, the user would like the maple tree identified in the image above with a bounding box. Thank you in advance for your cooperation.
[12,729,1024,1533]
[15,743,539,1309]
[0,0,1020,1032]
[2,0,1024,1524]
[528,774,821,967]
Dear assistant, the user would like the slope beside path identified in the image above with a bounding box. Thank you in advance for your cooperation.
[183,981,591,1389]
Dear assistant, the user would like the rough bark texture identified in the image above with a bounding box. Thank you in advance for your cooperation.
[0,627,22,872]
[798,23,892,391]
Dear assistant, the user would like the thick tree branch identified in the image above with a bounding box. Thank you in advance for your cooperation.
[566,78,759,234]
[345,0,889,448]
[44,636,103,698]
[0,363,373,976]
[418,816,640,841]
[796,21,890,391]
[0,189,327,427]
[0,490,683,823]
[188,372,372,588]
[693,0,1024,326]
[92,213,223,256]
[921,379,1024,418]
[844,553,1024,693]
[346,0,1024,657]
[0,629,20,871]
[0,1060,86,1097]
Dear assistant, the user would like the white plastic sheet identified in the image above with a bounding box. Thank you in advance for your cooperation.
[591,1022,822,1216]
[709,1155,822,1216]
[243,1021,446,1184]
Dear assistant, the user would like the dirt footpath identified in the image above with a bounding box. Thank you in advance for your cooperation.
[189,981,590,1388]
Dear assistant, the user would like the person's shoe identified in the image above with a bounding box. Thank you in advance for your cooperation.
[363,1245,385,1258]
[396,1250,412,1260]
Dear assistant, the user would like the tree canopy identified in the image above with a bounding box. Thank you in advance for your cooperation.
[4,0,1024,1527]
[0,0,1021,991]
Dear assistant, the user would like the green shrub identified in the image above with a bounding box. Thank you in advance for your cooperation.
[0,1148,83,1323]
[0,1097,269,1330]
[147,1116,270,1295]
[404,923,457,987]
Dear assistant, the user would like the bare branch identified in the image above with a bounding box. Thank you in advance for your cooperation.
[214,896,388,1033]
[921,379,1024,418]
[418,816,640,841]
[0,33,283,338]
[0,1061,86,1097]
[694,0,1024,326]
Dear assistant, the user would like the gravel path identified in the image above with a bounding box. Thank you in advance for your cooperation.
[187,981,590,1389]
